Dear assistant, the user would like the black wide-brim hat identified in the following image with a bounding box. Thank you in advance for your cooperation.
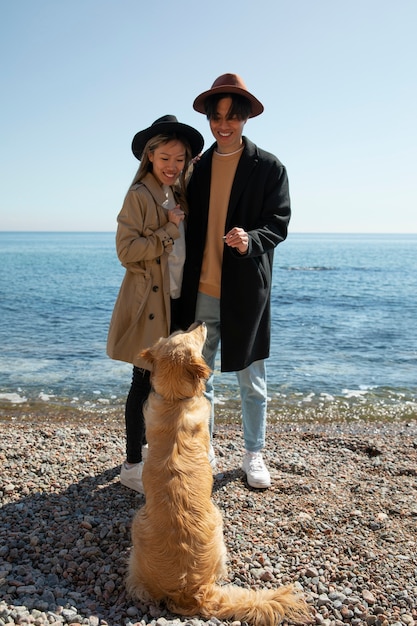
[131,115,204,160]
[193,73,264,118]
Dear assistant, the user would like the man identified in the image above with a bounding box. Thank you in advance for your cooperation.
[180,74,290,488]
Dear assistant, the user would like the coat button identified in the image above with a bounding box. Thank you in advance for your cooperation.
[149,313,155,320]
[152,285,159,292]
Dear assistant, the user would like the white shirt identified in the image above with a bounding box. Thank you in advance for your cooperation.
[161,185,186,299]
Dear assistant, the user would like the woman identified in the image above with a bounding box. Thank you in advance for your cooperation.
[107,115,204,493]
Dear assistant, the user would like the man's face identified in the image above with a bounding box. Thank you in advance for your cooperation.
[209,97,247,154]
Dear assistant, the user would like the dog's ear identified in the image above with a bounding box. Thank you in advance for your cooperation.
[178,357,211,398]
[192,358,211,381]
[183,357,211,385]
[140,346,155,366]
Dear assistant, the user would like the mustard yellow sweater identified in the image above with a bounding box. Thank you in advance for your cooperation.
[199,149,242,298]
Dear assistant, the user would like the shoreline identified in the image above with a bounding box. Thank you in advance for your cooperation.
[1,391,417,426]
[1,409,417,625]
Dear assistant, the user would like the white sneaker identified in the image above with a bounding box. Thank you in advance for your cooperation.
[120,461,145,494]
[242,451,271,489]
[208,444,217,471]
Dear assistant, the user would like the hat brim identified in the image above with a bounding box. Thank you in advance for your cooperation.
[132,122,204,161]
[193,86,264,118]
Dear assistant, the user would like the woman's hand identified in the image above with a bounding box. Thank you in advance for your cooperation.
[168,204,185,228]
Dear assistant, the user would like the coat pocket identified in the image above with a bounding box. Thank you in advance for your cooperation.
[250,256,268,289]
[107,271,152,355]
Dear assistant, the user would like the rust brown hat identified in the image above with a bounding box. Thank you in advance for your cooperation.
[193,73,264,118]
[132,115,204,160]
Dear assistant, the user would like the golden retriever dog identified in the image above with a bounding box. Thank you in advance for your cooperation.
[127,321,310,625]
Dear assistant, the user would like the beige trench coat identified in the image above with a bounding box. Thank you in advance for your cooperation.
[107,172,180,370]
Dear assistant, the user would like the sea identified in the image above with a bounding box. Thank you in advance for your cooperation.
[0,231,416,421]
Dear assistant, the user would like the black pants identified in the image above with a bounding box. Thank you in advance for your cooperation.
[125,299,180,463]
[125,366,151,463]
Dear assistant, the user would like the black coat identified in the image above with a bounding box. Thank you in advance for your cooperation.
[180,137,290,372]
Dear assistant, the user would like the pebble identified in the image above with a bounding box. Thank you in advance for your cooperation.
[1,414,417,625]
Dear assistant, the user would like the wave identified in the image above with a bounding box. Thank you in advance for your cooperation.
[281,266,336,272]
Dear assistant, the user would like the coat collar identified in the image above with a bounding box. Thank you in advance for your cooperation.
[140,172,172,206]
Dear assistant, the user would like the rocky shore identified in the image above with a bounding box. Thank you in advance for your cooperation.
[1,407,417,626]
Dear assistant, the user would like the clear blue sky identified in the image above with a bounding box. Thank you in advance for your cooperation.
[1,0,416,233]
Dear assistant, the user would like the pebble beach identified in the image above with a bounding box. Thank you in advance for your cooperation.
[1,403,417,626]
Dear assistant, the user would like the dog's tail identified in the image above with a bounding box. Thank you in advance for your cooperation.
[170,582,311,626]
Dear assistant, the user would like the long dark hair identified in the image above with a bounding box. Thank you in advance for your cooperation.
[130,133,193,212]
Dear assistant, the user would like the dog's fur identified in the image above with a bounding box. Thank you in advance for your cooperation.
[126,321,310,625]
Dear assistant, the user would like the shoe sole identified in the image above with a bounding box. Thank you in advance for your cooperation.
[243,469,271,489]
[120,479,145,494]
[246,478,271,489]
[120,470,145,494]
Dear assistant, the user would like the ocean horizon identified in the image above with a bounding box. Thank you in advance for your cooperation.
[1,231,416,422]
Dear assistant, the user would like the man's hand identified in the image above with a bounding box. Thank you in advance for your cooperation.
[223,227,249,254]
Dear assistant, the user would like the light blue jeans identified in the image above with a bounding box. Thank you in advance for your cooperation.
[195,292,267,453]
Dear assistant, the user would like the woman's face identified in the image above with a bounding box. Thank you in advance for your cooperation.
[148,140,186,186]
